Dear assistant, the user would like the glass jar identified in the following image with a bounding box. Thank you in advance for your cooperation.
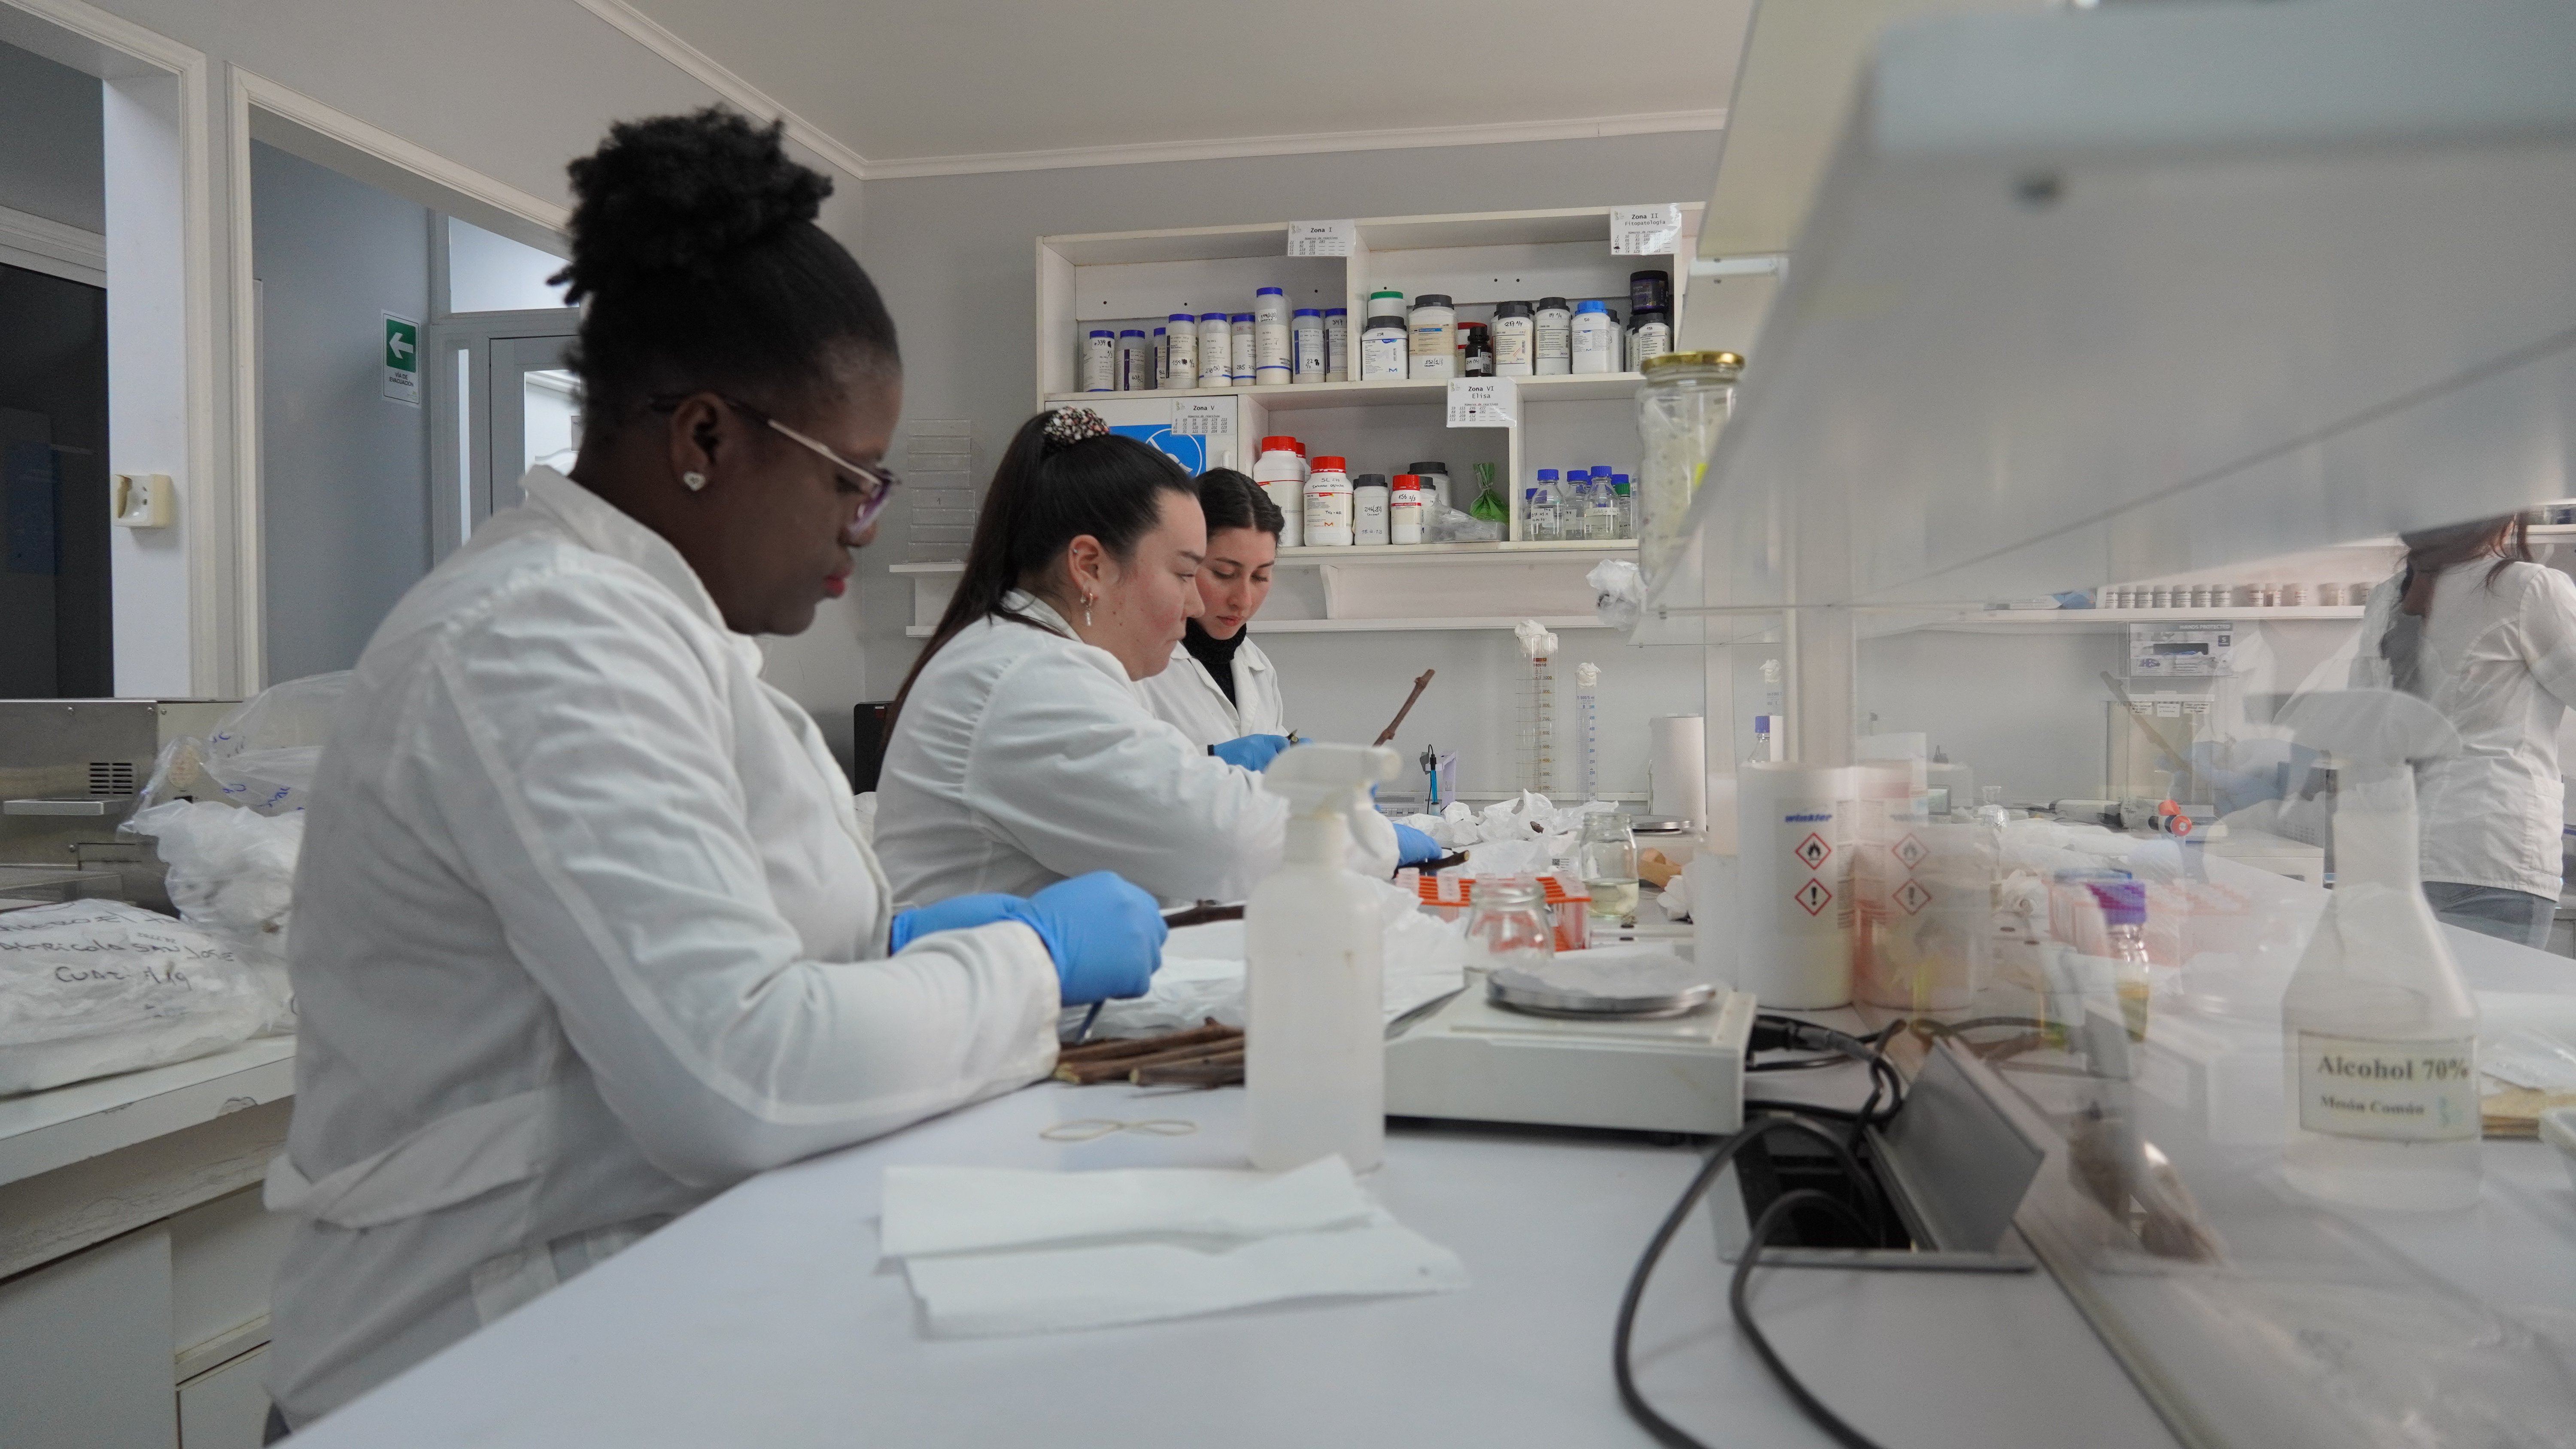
[1577,814,1640,923]
[1462,876,1553,975]
[1634,350,1741,582]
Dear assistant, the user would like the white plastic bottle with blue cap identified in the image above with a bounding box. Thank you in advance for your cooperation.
[1248,742,1403,1172]
[1253,286,1292,385]
[1571,299,1616,374]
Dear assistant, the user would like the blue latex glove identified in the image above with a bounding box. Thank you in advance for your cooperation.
[891,875,1163,1004]
[1017,872,1166,1005]
[1209,734,1292,772]
[888,893,1021,952]
[1392,822,1445,867]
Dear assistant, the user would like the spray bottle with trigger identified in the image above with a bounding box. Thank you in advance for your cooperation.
[1248,742,1403,1173]
[2275,689,2479,1210]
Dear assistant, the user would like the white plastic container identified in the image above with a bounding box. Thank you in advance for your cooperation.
[1352,473,1390,546]
[1324,308,1349,382]
[1534,297,1572,376]
[1303,455,1353,547]
[1253,437,1307,548]
[1197,313,1232,389]
[1408,294,1457,380]
[1081,330,1117,392]
[1367,287,1406,327]
[1247,743,1404,1172]
[1164,313,1197,388]
[1292,308,1326,384]
[1570,300,1616,375]
[1491,300,1535,377]
[1229,313,1255,385]
[1628,308,1672,370]
[1254,287,1292,385]
[1734,761,1853,1008]
[1389,474,1425,544]
[1359,315,1408,381]
[1116,329,1151,391]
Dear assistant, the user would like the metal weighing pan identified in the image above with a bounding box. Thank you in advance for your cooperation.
[1486,949,1717,1019]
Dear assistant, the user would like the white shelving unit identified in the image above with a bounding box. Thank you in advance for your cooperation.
[1025,207,1692,630]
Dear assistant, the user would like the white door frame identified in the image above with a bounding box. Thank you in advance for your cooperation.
[226,70,567,690]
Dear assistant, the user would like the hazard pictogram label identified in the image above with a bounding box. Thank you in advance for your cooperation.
[1795,878,1833,916]
[1793,832,1832,870]
[1893,834,1927,870]
[1893,879,1932,915]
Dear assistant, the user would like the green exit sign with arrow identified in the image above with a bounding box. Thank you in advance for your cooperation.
[383,311,420,406]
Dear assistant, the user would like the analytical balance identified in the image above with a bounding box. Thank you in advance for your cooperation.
[1385,946,1755,1136]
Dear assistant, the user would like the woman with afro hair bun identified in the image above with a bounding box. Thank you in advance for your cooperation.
[258,109,1162,1435]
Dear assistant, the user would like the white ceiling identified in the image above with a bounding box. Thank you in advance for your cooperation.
[618,0,1756,168]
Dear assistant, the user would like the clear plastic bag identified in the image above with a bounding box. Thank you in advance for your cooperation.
[134,670,347,817]
[0,900,277,1094]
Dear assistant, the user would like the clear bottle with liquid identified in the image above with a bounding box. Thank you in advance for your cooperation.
[2278,693,2482,1211]
[1586,475,1621,540]
[1526,471,1561,541]
[1580,813,1640,923]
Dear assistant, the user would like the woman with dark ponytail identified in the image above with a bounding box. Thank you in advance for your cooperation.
[874,407,1404,909]
[262,111,1158,1435]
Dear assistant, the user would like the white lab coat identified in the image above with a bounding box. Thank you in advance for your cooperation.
[2352,559,2576,899]
[264,469,1059,1426]
[1136,634,1286,749]
[875,592,1394,906]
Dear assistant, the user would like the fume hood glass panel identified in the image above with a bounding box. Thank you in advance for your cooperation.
[1829,562,2576,1449]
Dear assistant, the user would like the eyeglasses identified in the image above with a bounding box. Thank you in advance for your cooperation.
[648,392,901,536]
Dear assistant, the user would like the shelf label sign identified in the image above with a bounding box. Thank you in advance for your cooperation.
[1171,399,1230,435]
[1610,203,1683,257]
[1446,377,1516,428]
[2129,623,2236,677]
[382,312,421,406]
[1286,219,1356,257]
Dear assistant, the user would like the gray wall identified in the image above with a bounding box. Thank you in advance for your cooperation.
[845,133,1725,793]
[0,39,102,231]
[252,141,429,681]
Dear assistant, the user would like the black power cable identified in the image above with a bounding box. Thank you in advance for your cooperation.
[1611,1114,1891,1449]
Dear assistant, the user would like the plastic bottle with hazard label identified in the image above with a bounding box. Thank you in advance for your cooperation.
[1734,761,1852,1008]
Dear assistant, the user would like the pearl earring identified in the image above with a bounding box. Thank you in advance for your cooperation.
[1083,593,1095,628]
[682,470,708,492]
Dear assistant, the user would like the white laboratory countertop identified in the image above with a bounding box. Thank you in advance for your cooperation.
[0,1035,295,1188]
[289,1067,2180,1449]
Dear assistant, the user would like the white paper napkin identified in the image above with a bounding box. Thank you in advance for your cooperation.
[878,1155,1469,1338]
[902,1213,1468,1338]
[880,1156,1375,1257]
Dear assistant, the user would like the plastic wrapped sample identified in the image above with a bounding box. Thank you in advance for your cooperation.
[0,900,280,1094]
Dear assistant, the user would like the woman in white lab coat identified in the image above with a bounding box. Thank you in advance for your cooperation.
[2354,511,2576,947]
[874,409,1439,909]
[261,112,1161,1437]
[1138,469,1290,748]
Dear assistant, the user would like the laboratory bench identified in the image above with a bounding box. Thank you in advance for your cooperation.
[278,1052,2185,1449]
[0,1036,300,1449]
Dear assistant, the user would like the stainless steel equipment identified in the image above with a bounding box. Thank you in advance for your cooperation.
[0,699,237,910]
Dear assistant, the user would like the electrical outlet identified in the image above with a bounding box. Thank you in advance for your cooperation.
[111,473,174,528]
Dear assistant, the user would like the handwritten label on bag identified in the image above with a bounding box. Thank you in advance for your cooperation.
[2295,1032,2479,1142]
[1445,378,1515,428]
[1286,220,1356,258]
[1610,204,1684,257]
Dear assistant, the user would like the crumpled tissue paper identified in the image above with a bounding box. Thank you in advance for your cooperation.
[880,1155,1468,1337]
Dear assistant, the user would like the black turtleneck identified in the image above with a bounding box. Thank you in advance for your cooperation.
[1182,619,1247,707]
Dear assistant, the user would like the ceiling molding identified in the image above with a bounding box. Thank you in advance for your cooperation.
[0,203,106,286]
[567,1,1723,184]
[568,0,872,181]
[858,108,1732,181]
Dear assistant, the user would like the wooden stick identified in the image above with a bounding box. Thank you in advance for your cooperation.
[1057,1029,1245,1084]
[1055,1021,1235,1066]
[1133,1051,1246,1087]
[1374,669,1437,747]
[1161,902,1245,930]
